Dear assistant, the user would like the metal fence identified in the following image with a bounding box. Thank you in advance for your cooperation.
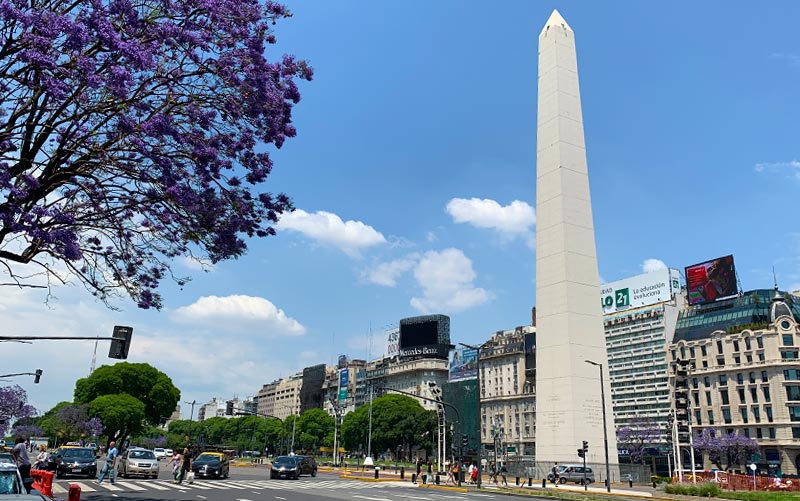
[504,457,651,484]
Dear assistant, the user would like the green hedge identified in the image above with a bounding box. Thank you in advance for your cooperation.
[665,482,723,497]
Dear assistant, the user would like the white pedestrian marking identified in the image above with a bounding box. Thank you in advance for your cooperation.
[113,481,145,491]
[276,497,286,499]
[193,480,232,489]
[95,482,123,491]
[352,495,395,501]
[52,484,68,495]
[136,481,170,490]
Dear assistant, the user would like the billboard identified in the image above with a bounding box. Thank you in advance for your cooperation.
[385,328,399,358]
[600,268,679,314]
[338,368,349,401]
[399,314,450,349]
[685,255,738,305]
[449,346,477,382]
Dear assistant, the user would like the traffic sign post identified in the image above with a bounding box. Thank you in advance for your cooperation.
[749,463,757,490]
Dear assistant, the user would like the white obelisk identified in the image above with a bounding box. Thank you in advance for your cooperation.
[534,10,618,468]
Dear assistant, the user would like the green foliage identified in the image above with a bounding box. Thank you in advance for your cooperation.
[295,408,333,450]
[89,393,146,444]
[665,482,723,497]
[719,491,800,501]
[74,363,180,425]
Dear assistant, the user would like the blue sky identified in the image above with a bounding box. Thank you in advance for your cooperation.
[4,1,800,418]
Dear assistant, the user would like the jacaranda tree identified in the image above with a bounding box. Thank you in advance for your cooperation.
[0,385,36,436]
[0,0,312,308]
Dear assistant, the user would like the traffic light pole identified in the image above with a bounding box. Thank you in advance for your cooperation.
[0,325,133,360]
[0,370,42,383]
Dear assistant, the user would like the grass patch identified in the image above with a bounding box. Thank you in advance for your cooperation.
[718,492,800,501]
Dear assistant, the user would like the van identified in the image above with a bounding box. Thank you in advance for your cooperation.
[548,464,595,484]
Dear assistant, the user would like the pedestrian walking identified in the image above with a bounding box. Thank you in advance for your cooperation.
[171,450,181,480]
[551,462,560,486]
[470,463,479,484]
[176,447,192,484]
[11,437,32,493]
[96,441,118,484]
[500,463,508,486]
[33,445,48,470]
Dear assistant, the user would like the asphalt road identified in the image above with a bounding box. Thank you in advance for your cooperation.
[50,466,489,501]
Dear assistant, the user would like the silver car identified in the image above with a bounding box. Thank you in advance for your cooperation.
[118,449,159,479]
[548,464,595,484]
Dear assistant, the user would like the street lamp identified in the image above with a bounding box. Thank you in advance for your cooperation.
[585,360,611,493]
[460,341,491,489]
[184,400,196,443]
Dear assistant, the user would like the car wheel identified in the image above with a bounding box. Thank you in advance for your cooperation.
[559,477,566,484]
[294,472,300,480]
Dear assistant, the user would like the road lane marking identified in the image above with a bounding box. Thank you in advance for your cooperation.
[352,495,395,501]
[114,481,145,491]
[276,497,286,499]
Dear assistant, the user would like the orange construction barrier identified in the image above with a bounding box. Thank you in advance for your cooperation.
[30,470,54,497]
[68,483,81,501]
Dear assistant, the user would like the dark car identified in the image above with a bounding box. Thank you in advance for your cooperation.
[191,452,230,479]
[269,455,316,480]
[54,447,97,479]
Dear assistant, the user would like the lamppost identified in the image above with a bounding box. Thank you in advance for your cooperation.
[460,341,491,489]
[184,400,196,443]
[585,360,611,493]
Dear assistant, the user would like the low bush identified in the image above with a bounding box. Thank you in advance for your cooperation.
[665,482,722,497]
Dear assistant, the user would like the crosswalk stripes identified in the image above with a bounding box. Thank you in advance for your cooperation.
[52,478,411,495]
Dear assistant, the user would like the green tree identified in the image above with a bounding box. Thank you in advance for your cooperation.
[341,394,433,458]
[74,363,180,426]
[89,394,146,445]
[296,408,333,452]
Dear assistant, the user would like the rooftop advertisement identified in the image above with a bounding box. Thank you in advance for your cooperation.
[685,254,738,305]
[449,346,477,382]
[600,268,680,314]
[385,328,399,359]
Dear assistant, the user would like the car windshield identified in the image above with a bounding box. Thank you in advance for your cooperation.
[195,454,220,463]
[0,453,14,464]
[63,449,94,459]
[0,470,21,494]
[129,450,155,460]
[273,456,298,465]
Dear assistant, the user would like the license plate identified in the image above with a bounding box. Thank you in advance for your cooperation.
[72,468,82,473]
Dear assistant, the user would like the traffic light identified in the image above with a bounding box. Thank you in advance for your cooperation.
[462,434,469,447]
[226,401,234,416]
[577,448,585,458]
[108,325,133,359]
[583,440,589,453]
[34,369,42,384]
[578,440,588,458]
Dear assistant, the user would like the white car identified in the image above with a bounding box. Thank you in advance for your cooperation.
[153,448,167,460]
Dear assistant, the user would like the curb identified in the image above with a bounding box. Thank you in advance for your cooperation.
[416,484,468,493]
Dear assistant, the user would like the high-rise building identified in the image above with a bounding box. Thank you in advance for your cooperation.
[602,269,684,467]
[669,288,800,476]
[535,9,618,464]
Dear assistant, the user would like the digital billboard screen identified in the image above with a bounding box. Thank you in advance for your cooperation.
[685,254,738,305]
[400,320,439,348]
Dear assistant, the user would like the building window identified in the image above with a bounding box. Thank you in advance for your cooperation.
[706,391,712,405]
[764,387,771,402]
[758,353,765,362]
[754,407,761,423]
[743,428,750,438]
[690,347,695,358]
[761,370,768,382]
[717,340,724,353]
[737,373,744,384]
[719,374,728,386]
[746,354,753,363]
[717,356,725,366]
[708,410,714,425]
[692,377,699,389]
[782,350,800,360]
[784,334,795,346]
[794,428,800,439]
[721,390,730,405]
[787,387,800,401]
[737,388,745,402]
[757,337,764,349]
[750,387,758,403]
[723,408,732,424]
[734,356,741,364]
[769,427,776,439]
[733,340,740,352]
[756,428,763,439]
[766,406,773,422]
[671,349,677,360]
[787,369,800,381]
[790,406,800,421]
[704,376,710,387]
[745,337,751,350]
[695,410,702,425]
[741,408,749,423]
[681,346,686,359]
[693,393,700,406]
[702,360,709,368]
[749,372,756,383]
[701,345,707,356]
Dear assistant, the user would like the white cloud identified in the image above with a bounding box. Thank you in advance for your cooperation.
[361,254,419,287]
[172,295,305,336]
[770,52,800,67]
[277,209,386,257]
[426,231,437,243]
[446,198,536,248]
[754,159,800,180]
[410,248,491,313]
[642,258,668,273]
